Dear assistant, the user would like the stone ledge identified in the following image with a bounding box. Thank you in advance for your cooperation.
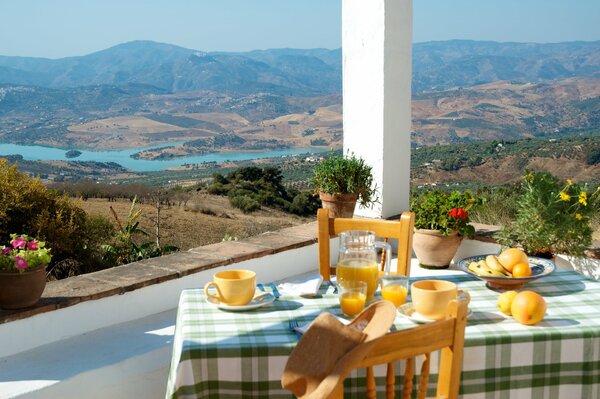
[0,222,319,325]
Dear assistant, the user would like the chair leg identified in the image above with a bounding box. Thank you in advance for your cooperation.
[366,366,376,399]
[417,353,431,399]
[386,362,395,399]
[402,358,414,399]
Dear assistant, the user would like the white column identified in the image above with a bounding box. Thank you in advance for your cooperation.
[342,0,412,218]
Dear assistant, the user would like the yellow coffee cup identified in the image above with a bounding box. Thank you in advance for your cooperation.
[411,280,470,320]
[204,269,257,306]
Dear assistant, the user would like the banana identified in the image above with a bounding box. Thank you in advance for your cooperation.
[487,269,507,277]
[468,260,490,276]
[486,255,512,277]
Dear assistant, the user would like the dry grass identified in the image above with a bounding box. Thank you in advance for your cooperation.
[77,193,312,251]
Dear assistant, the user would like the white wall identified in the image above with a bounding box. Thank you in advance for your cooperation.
[342,0,413,218]
[0,245,319,399]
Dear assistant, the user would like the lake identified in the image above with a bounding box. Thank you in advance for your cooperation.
[0,143,327,172]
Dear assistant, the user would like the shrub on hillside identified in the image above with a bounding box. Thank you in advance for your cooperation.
[586,145,600,165]
[289,191,320,216]
[229,195,261,214]
[208,166,319,216]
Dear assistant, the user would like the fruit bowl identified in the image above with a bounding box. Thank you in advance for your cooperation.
[458,254,555,290]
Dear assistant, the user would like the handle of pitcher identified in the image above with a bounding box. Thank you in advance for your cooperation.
[375,241,392,274]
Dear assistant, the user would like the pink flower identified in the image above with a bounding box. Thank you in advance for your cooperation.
[12,237,27,249]
[2,247,11,256]
[15,256,28,270]
[27,241,38,251]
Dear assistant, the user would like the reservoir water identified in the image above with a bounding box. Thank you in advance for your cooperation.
[0,143,326,172]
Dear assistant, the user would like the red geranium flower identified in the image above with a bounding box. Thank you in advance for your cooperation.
[449,207,468,220]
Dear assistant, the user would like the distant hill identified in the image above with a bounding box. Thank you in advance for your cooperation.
[0,41,342,96]
[1,40,599,95]
[413,40,600,93]
[1,40,600,151]
[412,77,600,145]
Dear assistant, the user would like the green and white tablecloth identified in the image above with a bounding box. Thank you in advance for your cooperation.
[166,270,600,399]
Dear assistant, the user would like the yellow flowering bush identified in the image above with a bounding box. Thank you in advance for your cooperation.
[496,172,599,257]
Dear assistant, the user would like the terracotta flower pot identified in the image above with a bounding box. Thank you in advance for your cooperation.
[0,265,47,309]
[319,192,358,218]
[413,229,462,269]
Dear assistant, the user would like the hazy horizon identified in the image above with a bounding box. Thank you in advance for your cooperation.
[1,0,599,58]
[2,38,600,61]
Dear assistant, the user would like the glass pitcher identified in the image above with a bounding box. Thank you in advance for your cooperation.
[336,230,391,301]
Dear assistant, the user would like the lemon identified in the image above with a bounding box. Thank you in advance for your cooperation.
[497,290,518,316]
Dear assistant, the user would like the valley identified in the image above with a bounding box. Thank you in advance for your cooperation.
[1,39,599,188]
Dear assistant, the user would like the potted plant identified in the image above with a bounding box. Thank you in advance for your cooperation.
[411,190,478,269]
[311,152,378,218]
[496,172,600,258]
[0,234,52,309]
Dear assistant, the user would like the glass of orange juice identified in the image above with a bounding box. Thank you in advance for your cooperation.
[338,280,367,318]
[380,275,409,308]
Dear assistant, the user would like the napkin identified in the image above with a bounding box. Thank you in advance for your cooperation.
[294,313,349,335]
[278,274,323,297]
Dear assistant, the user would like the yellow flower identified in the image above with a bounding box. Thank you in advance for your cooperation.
[526,172,534,184]
[575,213,583,220]
[567,179,573,186]
[559,192,570,202]
[579,191,587,206]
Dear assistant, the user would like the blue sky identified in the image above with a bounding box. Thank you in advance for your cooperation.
[1,0,599,58]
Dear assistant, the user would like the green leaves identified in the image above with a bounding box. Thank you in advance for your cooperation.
[104,197,177,265]
[411,190,479,236]
[311,152,378,207]
[496,171,599,256]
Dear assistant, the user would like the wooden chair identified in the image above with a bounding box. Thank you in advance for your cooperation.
[307,298,469,399]
[317,208,415,280]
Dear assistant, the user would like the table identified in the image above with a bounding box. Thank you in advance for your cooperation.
[166,270,600,398]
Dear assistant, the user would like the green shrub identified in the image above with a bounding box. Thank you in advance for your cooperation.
[495,172,600,256]
[470,186,519,226]
[289,192,320,216]
[229,195,261,213]
[311,152,377,207]
[208,166,295,214]
[410,190,479,236]
[102,198,178,265]
[586,145,600,165]
[0,159,118,279]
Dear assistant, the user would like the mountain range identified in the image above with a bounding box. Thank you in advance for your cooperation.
[1,40,599,95]
[1,40,600,155]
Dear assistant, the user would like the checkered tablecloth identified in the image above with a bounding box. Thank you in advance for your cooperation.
[165,270,600,399]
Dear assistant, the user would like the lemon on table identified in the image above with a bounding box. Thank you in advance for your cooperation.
[497,290,518,316]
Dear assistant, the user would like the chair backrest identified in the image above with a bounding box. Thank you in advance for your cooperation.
[307,298,469,399]
[317,208,415,281]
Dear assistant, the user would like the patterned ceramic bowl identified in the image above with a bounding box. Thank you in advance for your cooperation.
[458,255,555,290]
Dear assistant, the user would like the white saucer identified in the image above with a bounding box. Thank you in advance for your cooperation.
[397,303,472,323]
[206,292,275,311]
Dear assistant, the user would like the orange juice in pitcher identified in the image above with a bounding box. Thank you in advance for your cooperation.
[336,231,391,301]
[337,259,379,300]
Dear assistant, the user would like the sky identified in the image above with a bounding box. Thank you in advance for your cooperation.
[1,0,599,58]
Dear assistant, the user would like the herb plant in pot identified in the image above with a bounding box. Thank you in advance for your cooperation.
[0,234,52,309]
[311,152,378,218]
[496,172,600,259]
[411,190,478,269]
